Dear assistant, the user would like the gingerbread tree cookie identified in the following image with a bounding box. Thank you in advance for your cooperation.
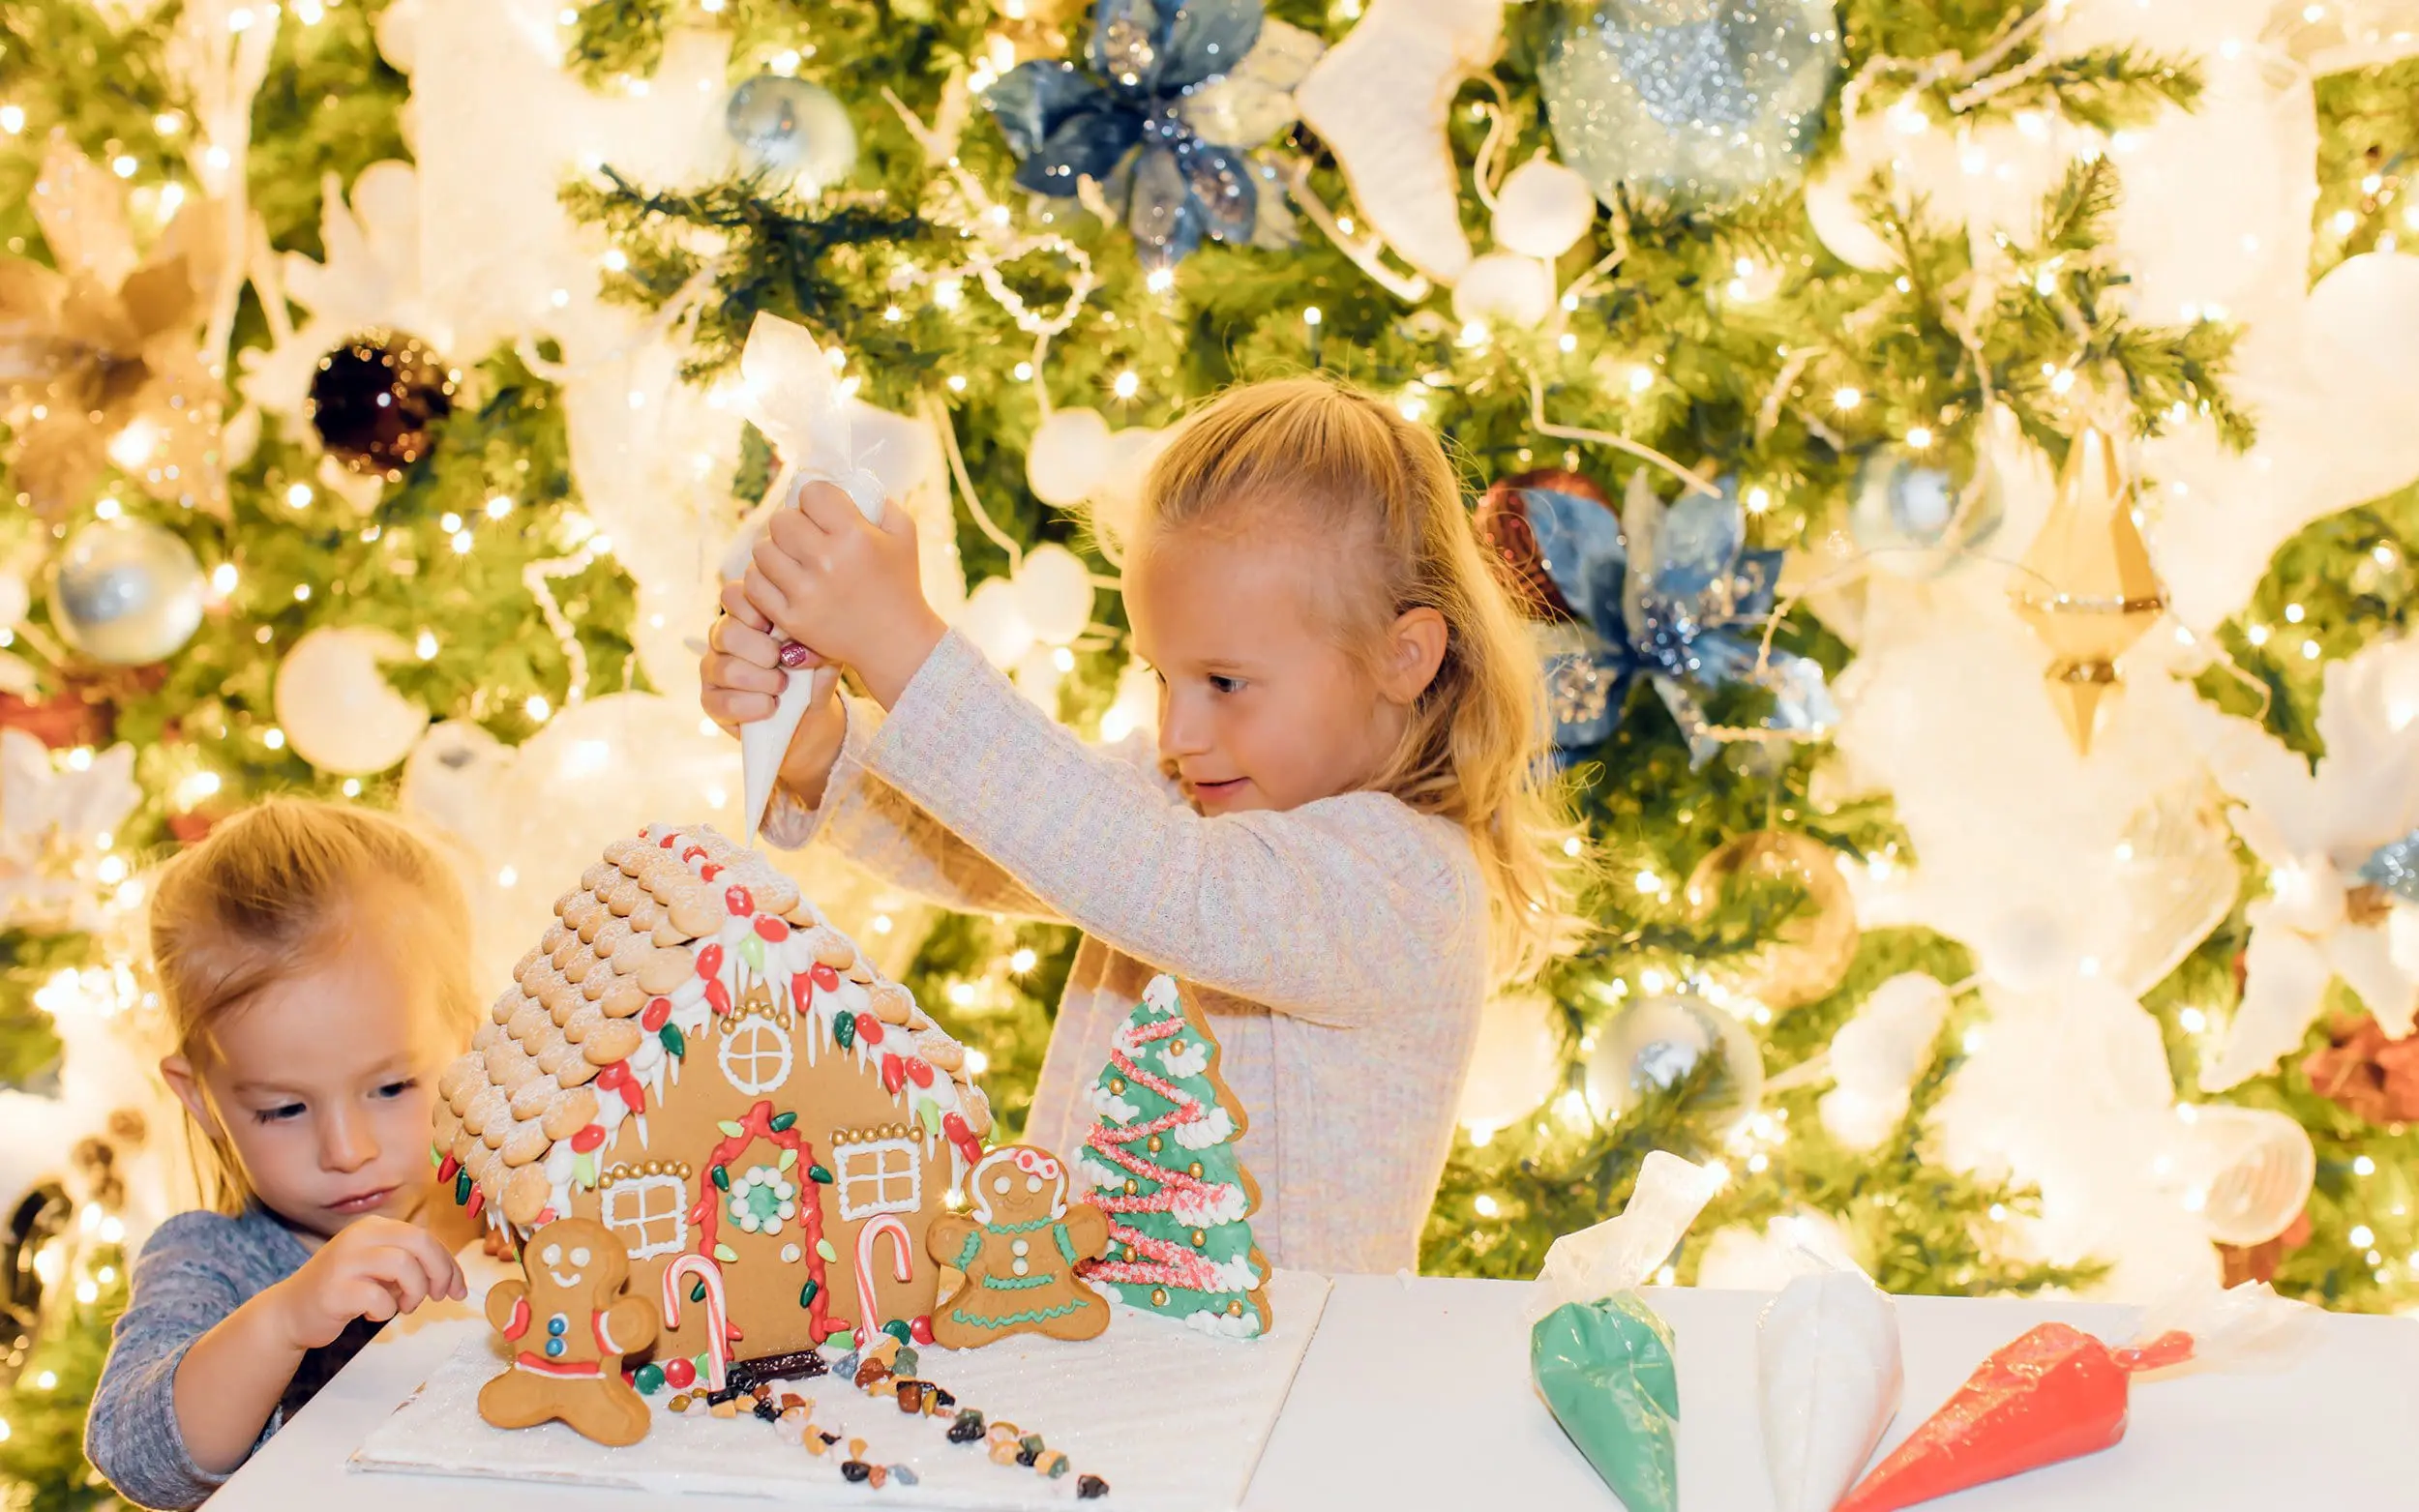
[1076,976,1272,1339]
[480,1216,660,1445]
[928,1145,1111,1348]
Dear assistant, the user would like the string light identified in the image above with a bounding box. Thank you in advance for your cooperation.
[525,695,552,723]
[1905,425,1934,448]
[486,494,514,519]
[2354,1157,2377,1176]
[1009,948,1038,972]
[341,779,362,797]
[1473,1194,1500,1217]
[415,629,438,660]
[1633,869,1661,894]
[1833,386,1862,410]
[0,105,24,135]
[1112,370,1140,400]
[264,727,286,750]
[1303,306,1322,327]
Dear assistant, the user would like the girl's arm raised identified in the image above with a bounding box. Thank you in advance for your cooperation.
[845,631,1486,1025]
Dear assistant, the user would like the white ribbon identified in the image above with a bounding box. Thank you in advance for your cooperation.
[733,311,889,845]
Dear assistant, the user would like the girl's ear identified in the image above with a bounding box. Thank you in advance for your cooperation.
[1379,606,1449,705]
[161,1054,224,1143]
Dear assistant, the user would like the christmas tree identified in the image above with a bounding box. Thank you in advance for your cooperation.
[1076,975,1271,1339]
[4,0,2419,1500]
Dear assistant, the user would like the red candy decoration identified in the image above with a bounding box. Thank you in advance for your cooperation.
[791,973,815,1011]
[681,845,708,865]
[595,1063,627,1090]
[942,1112,970,1142]
[855,1016,884,1047]
[705,978,732,1017]
[905,1058,934,1088]
[536,1206,556,1225]
[1837,1322,2191,1512]
[726,885,756,917]
[571,1125,606,1153]
[811,963,841,993]
[881,1054,906,1095]
[659,831,680,849]
[700,864,722,882]
[663,1356,696,1390]
[755,915,790,942]
[910,1315,935,1346]
[642,997,672,1031]
[464,1186,485,1219]
[696,943,725,979]
[436,1153,460,1184]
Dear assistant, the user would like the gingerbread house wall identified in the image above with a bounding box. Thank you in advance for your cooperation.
[582,987,962,1365]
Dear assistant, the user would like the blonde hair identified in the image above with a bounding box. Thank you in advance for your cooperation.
[1136,375,1582,982]
[149,797,476,1211]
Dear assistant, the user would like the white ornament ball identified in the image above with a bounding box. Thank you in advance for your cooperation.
[400,720,511,850]
[1802,163,1897,272]
[1451,251,1557,330]
[274,627,431,775]
[2306,252,2419,392]
[1455,991,1563,1133]
[1493,158,1597,259]
[2169,1104,2315,1249]
[1011,544,1095,647]
[1027,407,1116,507]
[49,517,207,666]
[956,576,1037,668]
[1585,994,1764,1135]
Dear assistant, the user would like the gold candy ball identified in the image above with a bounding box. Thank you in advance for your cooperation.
[1150,1288,1169,1307]
[1147,1134,1163,1154]
[1190,1229,1207,1248]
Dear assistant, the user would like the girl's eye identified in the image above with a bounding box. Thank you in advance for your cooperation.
[373,1079,419,1101]
[253,1104,306,1125]
[1210,674,1246,695]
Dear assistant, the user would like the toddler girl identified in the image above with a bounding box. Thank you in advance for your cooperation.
[88,799,474,1509]
[702,376,1573,1275]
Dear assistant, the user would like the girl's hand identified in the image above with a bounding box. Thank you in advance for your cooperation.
[270,1216,465,1350]
[743,482,947,708]
[701,582,848,808]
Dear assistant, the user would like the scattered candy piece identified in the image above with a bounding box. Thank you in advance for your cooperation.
[929,1387,956,1414]
[947,1414,985,1444]
[664,1357,697,1390]
[855,1361,893,1391]
[894,1346,919,1376]
[868,1465,889,1490]
[1036,1450,1069,1477]
[841,1460,872,1484]
[891,1465,920,1487]
[850,1438,868,1460]
[1020,1433,1045,1455]
[752,1395,781,1423]
[897,1380,930,1414]
[987,1423,1019,1447]
[1078,1473,1111,1499]
[866,1334,902,1368]
[1016,1444,1041,1468]
[780,1393,807,1412]
[708,1398,739,1419]
[990,1440,1022,1467]
[670,1394,693,1413]
[633,1363,666,1396]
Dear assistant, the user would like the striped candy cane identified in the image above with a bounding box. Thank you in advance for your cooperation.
[661,1253,732,1391]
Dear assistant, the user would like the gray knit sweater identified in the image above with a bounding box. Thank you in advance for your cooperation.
[86,1204,381,1510]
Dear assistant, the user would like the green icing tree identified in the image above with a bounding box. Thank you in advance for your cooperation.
[1077,976,1270,1339]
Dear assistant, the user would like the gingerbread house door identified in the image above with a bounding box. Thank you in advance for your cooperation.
[828,1127,932,1344]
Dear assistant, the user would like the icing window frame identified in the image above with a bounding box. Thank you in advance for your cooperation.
[717,1015,794,1095]
[835,1139,922,1221]
[601,1173,688,1260]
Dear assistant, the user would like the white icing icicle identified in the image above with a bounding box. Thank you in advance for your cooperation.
[1757,1268,1903,1512]
[732,312,890,845]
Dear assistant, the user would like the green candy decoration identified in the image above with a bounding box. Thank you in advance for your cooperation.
[881,1319,911,1346]
[692,1279,707,1304]
[454,1169,471,1204]
[833,1009,855,1050]
[1532,1292,1680,1512]
[711,1164,732,1192]
[769,1110,797,1132]
[634,1362,666,1395]
[1526,1152,1721,1512]
[808,1163,834,1184]
[661,1023,686,1058]
[800,1279,821,1308]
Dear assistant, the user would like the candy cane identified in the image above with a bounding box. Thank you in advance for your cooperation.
[662,1254,731,1391]
[852,1215,913,1347]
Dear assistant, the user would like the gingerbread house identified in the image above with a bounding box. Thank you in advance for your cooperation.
[433,823,992,1378]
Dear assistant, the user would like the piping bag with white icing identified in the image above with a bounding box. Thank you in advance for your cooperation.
[732,311,886,845]
[1758,1254,1902,1512]
[1529,1151,1721,1512]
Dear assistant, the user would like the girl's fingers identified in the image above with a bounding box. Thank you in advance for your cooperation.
[336,1276,399,1324]
[719,579,772,633]
[793,480,872,535]
[703,685,778,726]
[708,608,784,670]
[741,561,792,627]
[398,1229,465,1303]
[705,648,784,698]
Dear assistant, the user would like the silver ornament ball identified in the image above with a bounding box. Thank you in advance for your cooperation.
[726,74,857,193]
[49,516,207,666]
[1847,445,2004,579]
[1584,993,1764,1134]
[1540,0,1841,215]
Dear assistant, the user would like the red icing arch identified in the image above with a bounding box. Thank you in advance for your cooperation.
[688,1099,851,1347]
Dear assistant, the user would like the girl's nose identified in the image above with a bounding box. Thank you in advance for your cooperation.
[1157,687,1209,757]
[319,1106,377,1173]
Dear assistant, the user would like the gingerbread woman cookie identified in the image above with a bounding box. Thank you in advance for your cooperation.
[928,1145,1112,1349]
[480,1216,660,1445]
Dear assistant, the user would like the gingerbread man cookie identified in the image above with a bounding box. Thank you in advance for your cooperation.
[479,1216,660,1445]
[928,1145,1112,1349]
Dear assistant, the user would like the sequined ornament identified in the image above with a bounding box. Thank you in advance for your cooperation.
[48,516,207,666]
[986,0,1318,267]
[1684,831,1859,1011]
[1539,0,1841,214]
[2007,426,2167,756]
[725,75,858,193]
[1846,443,2004,579]
[1583,993,1764,1134]
[307,331,456,480]
[1474,467,1835,764]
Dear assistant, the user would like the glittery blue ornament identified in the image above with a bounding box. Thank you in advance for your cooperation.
[726,75,857,193]
[985,0,1271,267]
[1847,445,2005,579]
[2361,830,2419,904]
[1539,0,1841,214]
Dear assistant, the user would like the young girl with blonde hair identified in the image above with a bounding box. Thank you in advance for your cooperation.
[703,375,1575,1275]
[88,799,475,1509]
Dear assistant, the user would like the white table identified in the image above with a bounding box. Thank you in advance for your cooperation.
[219,1276,2419,1510]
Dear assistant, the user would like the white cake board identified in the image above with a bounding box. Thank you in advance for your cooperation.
[351,1270,1330,1512]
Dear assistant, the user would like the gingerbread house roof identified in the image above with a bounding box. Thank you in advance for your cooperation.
[434,822,989,1230]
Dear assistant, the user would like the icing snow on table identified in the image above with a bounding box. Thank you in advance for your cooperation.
[352,1269,1330,1511]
